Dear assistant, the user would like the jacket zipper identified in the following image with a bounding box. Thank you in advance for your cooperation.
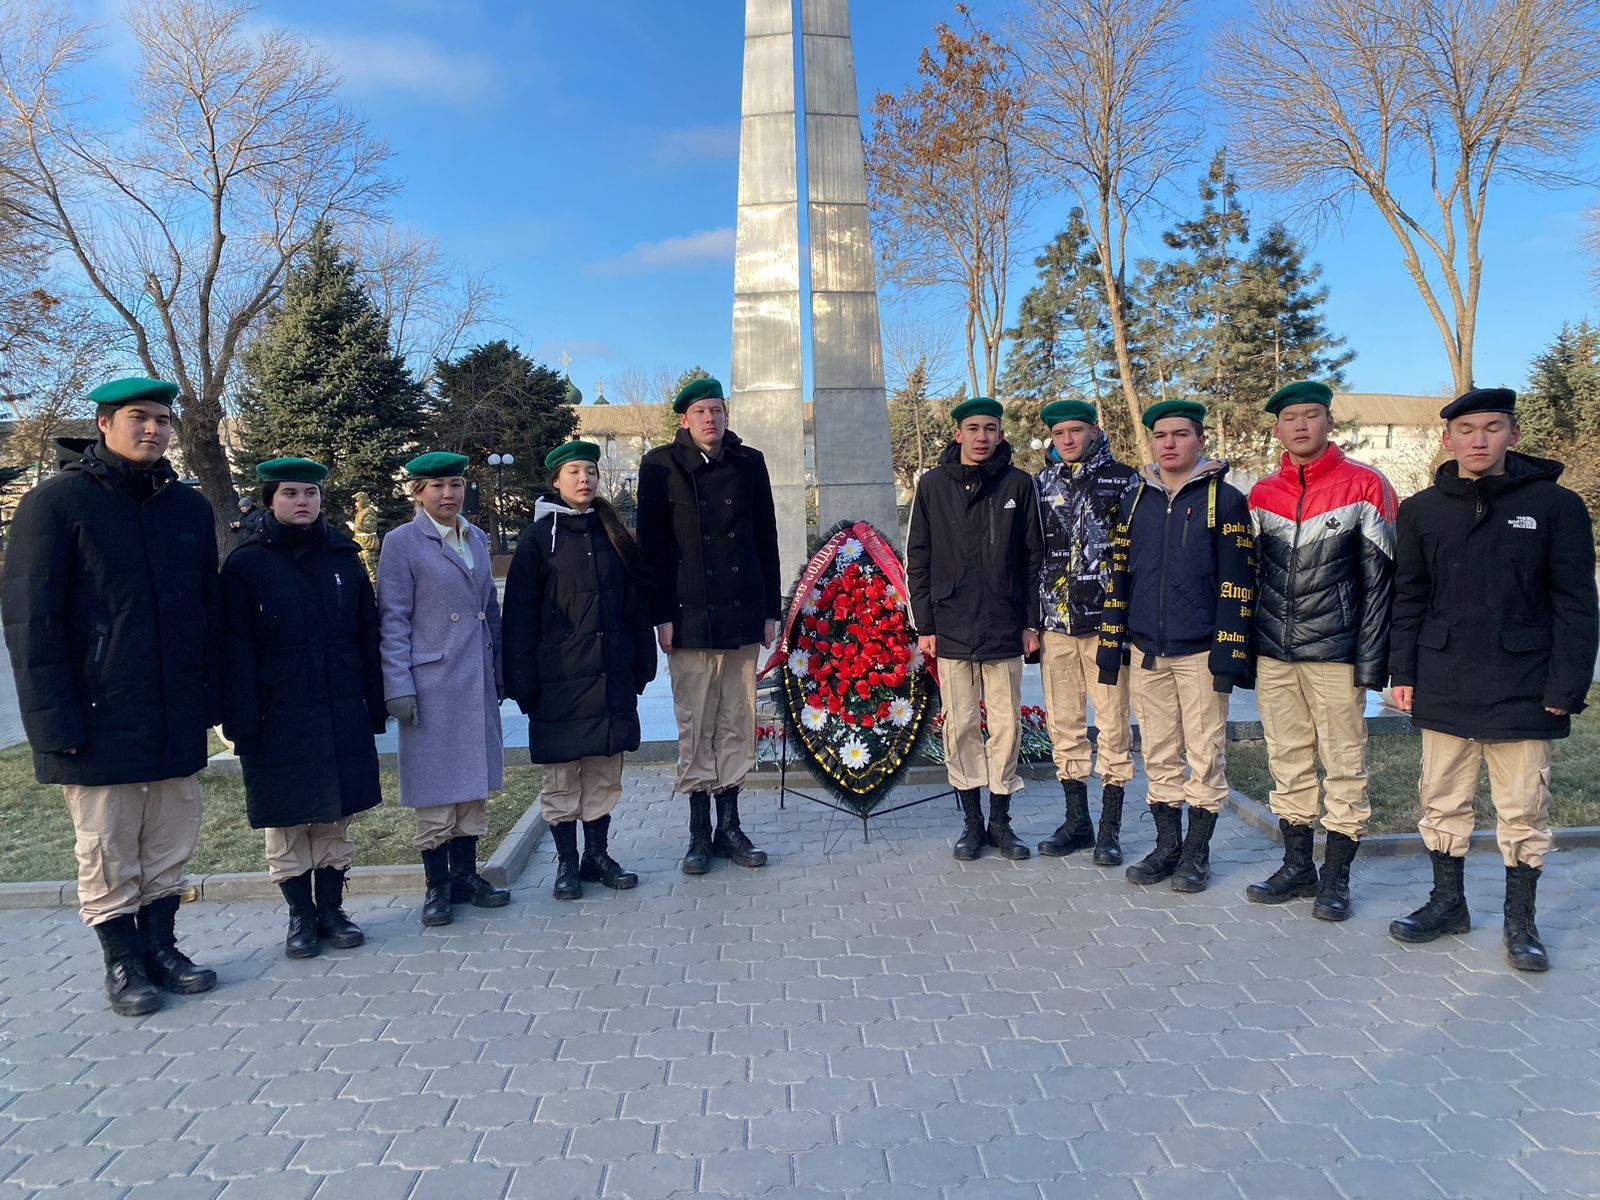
[1158,497,1173,656]
[1287,465,1306,646]
[90,622,109,672]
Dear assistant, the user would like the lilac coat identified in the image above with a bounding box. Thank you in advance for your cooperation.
[378,511,504,808]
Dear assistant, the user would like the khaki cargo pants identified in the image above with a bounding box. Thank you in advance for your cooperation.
[1418,730,1553,868]
[541,754,625,823]
[1130,652,1228,813]
[669,646,759,795]
[1256,657,1371,839]
[1040,631,1133,785]
[64,775,204,927]
[938,656,1024,795]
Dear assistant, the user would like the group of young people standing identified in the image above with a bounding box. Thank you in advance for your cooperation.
[3,370,1595,1018]
[906,381,1597,975]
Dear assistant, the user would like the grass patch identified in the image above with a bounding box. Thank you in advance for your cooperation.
[0,740,540,883]
[1227,685,1600,835]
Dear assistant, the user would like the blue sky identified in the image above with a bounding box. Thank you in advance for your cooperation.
[78,0,1600,402]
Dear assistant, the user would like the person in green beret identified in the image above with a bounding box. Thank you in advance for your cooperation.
[221,458,387,958]
[2,376,219,1015]
[907,396,1045,861]
[1031,399,1140,865]
[503,441,658,899]
[636,376,782,875]
[378,452,510,926]
[1246,381,1398,921]
[1095,399,1255,895]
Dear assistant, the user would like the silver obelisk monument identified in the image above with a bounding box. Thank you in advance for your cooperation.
[732,0,899,584]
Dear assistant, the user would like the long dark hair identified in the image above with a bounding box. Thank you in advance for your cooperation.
[590,495,650,618]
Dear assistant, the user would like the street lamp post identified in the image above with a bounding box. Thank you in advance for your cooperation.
[487,451,515,554]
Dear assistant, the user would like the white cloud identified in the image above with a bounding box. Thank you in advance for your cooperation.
[587,228,736,277]
[311,30,506,109]
[652,124,739,167]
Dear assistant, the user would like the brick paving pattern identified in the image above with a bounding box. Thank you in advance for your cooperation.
[1,763,1597,1198]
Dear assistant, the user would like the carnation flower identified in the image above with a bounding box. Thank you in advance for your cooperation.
[787,649,811,677]
[840,738,870,770]
[888,698,913,727]
[801,704,828,731]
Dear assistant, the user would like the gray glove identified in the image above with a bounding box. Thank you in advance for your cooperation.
[386,695,419,726]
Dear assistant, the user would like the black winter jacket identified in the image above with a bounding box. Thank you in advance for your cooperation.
[1388,452,1597,740]
[220,518,386,829]
[1035,434,1140,636]
[636,429,782,649]
[502,499,659,763]
[1096,460,1256,692]
[907,440,1045,661]
[2,439,221,786]
[1249,445,1398,689]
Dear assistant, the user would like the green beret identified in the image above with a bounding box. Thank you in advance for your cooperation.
[1041,399,1097,427]
[1141,398,1207,429]
[950,397,1004,424]
[544,440,601,471]
[673,377,725,414]
[404,451,470,479]
[256,456,328,484]
[89,377,178,409]
[1264,380,1333,415]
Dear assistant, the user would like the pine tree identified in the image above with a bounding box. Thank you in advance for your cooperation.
[886,358,949,494]
[662,365,712,446]
[1520,322,1600,511]
[236,223,425,529]
[429,340,578,536]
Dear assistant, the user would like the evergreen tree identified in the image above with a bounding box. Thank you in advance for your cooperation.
[429,340,578,535]
[661,364,712,446]
[1520,322,1600,511]
[886,357,949,494]
[236,223,425,529]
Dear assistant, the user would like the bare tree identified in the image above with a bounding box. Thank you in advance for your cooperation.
[1015,0,1201,458]
[0,0,394,538]
[1213,0,1600,396]
[345,222,500,389]
[866,8,1037,399]
[2,296,122,482]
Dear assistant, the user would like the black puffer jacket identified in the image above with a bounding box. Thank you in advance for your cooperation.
[906,439,1045,661]
[1249,445,1398,689]
[220,517,386,829]
[1035,434,1140,636]
[502,499,658,763]
[1096,459,1256,692]
[1,438,221,786]
[636,429,782,649]
[1389,452,1597,740]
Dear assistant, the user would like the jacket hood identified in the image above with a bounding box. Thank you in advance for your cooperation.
[1434,449,1565,497]
[1138,456,1229,496]
[56,437,178,492]
[937,437,1015,477]
[533,494,595,549]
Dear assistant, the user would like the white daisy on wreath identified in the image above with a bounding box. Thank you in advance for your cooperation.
[909,642,926,671]
[787,648,811,677]
[838,537,864,562]
[840,738,871,771]
[801,588,821,616]
[801,705,828,731]
[887,698,913,728]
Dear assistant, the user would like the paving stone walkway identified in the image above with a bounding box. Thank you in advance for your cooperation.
[1,763,1598,1199]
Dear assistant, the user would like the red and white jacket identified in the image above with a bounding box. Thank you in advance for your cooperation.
[1248,444,1398,689]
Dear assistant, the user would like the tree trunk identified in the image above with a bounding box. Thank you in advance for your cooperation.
[177,391,239,553]
[1100,261,1149,462]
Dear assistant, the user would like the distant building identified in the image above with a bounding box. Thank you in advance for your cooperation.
[1333,392,1446,497]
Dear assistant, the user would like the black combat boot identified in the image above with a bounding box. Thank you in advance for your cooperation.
[987,793,1031,860]
[137,894,217,994]
[93,915,160,1017]
[681,791,714,875]
[1093,783,1125,866]
[953,789,986,860]
[1038,779,1093,856]
[1170,808,1219,893]
[711,787,768,868]
[448,836,510,907]
[1125,803,1184,884]
[1389,850,1471,943]
[1313,832,1360,922]
[1504,863,1549,972]
[1246,820,1319,904]
[313,866,364,948]
[551,820,583,901]
[420,844,453,927]
[579,814,638,890]
[277,871,321,959]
